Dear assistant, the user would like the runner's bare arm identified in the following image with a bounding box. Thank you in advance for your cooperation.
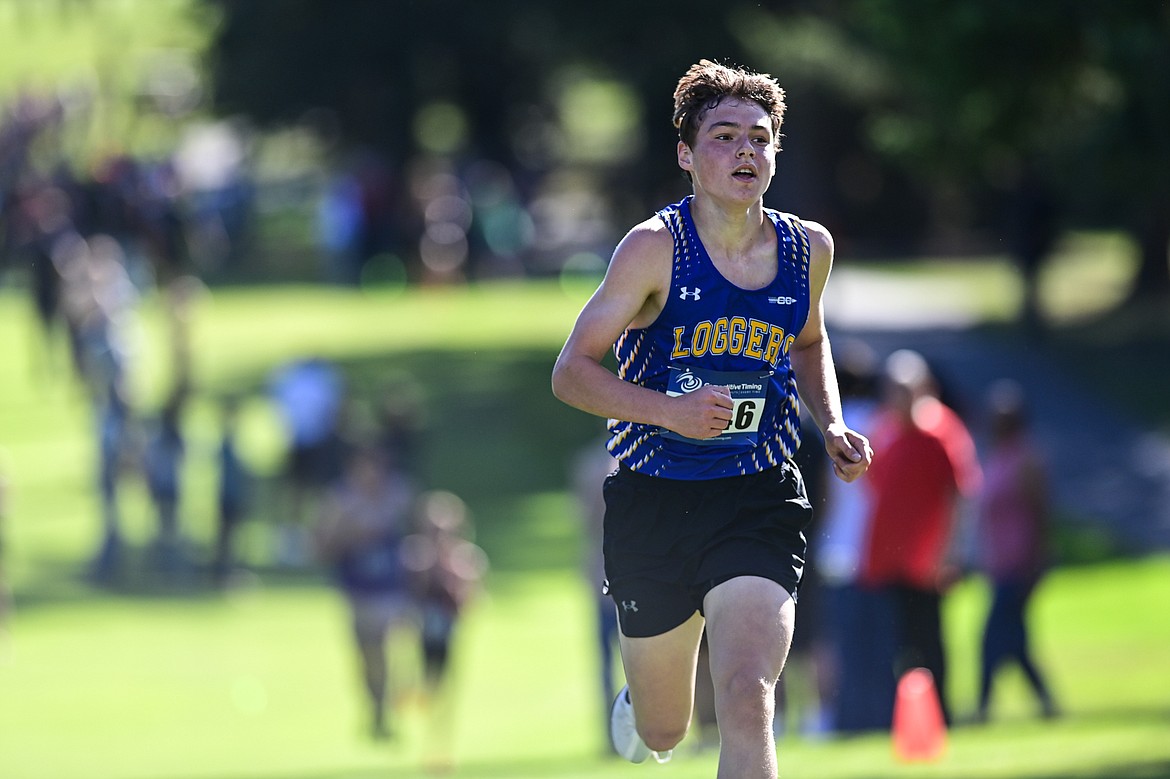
[789,220,872,481]
[551,220,733,440]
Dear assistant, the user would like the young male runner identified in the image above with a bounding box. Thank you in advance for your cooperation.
[552,59,872,778]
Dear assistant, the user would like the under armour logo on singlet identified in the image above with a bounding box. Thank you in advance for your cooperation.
[679,287,701,301]
[622,600,639,613]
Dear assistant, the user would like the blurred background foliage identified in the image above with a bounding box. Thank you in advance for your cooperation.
[1,0,1167,305]
[197,0,1170,297]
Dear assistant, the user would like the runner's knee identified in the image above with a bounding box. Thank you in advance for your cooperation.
[639,717,690,753]
[715,670,775,726]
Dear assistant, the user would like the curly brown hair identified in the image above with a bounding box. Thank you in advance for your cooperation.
[673,59,786,151]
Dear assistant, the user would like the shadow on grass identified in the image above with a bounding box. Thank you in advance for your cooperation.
[10,548,330,612]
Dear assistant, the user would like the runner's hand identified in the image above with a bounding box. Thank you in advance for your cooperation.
[825,426,873,482]
[666,385,733,440]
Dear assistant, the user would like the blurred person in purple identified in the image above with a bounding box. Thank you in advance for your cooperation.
[974,379,1059,722]
[314,444,417,740]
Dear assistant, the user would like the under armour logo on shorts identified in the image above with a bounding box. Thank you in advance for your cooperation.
[622,600,639,613]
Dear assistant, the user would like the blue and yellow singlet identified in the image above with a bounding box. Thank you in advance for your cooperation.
[607,196,812,479]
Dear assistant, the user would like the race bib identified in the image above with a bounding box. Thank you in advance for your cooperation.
[661,365,772,447]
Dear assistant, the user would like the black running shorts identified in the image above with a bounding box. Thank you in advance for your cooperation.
[602,459,813,638]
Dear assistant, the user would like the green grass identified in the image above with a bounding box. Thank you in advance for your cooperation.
[2,561,1168,779]
[1,276,1169,778]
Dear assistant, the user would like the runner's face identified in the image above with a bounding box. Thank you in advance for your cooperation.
[678,99,776,202]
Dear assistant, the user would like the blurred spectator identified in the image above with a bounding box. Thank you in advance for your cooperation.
[0,465,10,638]
[776,410,833,739]
[317,149,402,286]
[314,445,418,740]
[317,167,365,285]
[464,159,534,279]
[141,272,201,579]
[859,349,982,726]
[270,357,346,565]
[12,182,80,382]
[136,160,192,288]
[570,436,621,749]
[173,120,254,274]
[57,224,202,588]
[375,379,427,478]
[212,395,254,588]
[57,234,139,401]
[85,155,142,267]
[401,490,488,769]
[806,339,884,734]
[974,380,1059,722]
[90,380,132,584]
[352,151,400,283]
[142,383,189,575]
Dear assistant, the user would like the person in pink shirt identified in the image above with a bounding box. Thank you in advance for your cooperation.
[974,380,1059,722]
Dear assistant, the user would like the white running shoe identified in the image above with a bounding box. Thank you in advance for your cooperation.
[610,685,672,764]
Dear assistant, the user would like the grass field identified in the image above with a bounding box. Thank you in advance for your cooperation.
[2,272,1169,779]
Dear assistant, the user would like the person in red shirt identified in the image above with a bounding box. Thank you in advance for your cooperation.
[860,349,982,725]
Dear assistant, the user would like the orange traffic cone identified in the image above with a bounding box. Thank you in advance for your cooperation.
[892,667,947,762]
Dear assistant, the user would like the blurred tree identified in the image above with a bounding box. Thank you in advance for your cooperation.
[731,9,933,253]
[199,0,944,268]
[839,0,1170,316]
[1073,4,1170,305]
[200,0,746,223]
[200,0,1168,308]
